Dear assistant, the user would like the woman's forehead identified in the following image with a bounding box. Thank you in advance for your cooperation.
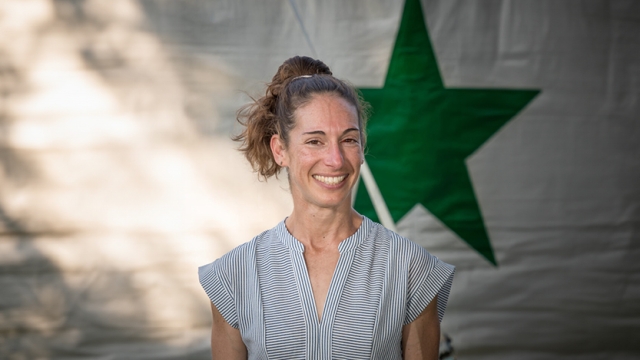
[293,94,359,131]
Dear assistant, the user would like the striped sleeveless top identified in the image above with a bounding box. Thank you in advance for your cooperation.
[198,216,455,359]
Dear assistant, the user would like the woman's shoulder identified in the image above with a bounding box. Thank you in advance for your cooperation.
[363,217,455,277]
[198,224,280,275]
[364,216,431,256]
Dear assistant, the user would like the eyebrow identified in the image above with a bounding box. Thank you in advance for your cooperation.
[302,128,360,136]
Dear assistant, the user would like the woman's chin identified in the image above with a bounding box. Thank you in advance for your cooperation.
[314,195,354,210]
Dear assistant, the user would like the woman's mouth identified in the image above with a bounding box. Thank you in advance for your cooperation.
[313,175,347,185]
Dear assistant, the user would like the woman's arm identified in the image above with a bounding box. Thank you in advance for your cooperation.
[210,302,247,360]
[401,294,440,360]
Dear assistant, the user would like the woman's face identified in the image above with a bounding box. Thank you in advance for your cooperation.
[271,93,364,211]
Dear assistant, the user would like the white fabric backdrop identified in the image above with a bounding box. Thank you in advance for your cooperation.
[0,0,638,358]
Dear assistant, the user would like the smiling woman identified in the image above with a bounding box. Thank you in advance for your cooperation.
[198,56,455,360]
[271,94,363,213]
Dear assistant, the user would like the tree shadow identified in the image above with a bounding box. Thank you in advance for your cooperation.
[1,3,211,357]
[3,1,223,358]
[0,201,71,359]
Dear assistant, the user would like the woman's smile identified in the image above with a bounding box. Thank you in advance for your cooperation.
[313,174,347,186]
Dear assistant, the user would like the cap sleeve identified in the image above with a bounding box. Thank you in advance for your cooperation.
[404,250,455,325]
[198,260,239,329]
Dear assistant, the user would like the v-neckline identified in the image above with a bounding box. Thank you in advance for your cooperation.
[304,251,346,324]
[277,217,370,325]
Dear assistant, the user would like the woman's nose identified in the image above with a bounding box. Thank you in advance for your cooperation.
[324,142,344,168]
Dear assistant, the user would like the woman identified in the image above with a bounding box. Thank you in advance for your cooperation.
[199,56,455,359]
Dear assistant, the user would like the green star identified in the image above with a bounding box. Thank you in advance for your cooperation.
[354,0,539,265]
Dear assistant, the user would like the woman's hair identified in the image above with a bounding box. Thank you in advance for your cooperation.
[233,56,369,179]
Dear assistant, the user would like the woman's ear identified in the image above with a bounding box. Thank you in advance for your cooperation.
[270,134,287,167]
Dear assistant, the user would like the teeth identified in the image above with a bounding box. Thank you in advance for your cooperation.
[314,175,347,185]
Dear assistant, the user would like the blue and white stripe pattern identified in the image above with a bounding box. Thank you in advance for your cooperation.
[199,216,455,359]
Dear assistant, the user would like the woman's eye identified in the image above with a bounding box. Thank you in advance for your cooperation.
[306,139,321,145]
[344,138,359,144]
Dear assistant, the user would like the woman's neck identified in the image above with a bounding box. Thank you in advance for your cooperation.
[285,204,362,250]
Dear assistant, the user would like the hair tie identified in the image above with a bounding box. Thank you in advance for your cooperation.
[291,74,313,81]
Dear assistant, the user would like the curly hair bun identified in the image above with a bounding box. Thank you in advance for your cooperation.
[269,56,333,96]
